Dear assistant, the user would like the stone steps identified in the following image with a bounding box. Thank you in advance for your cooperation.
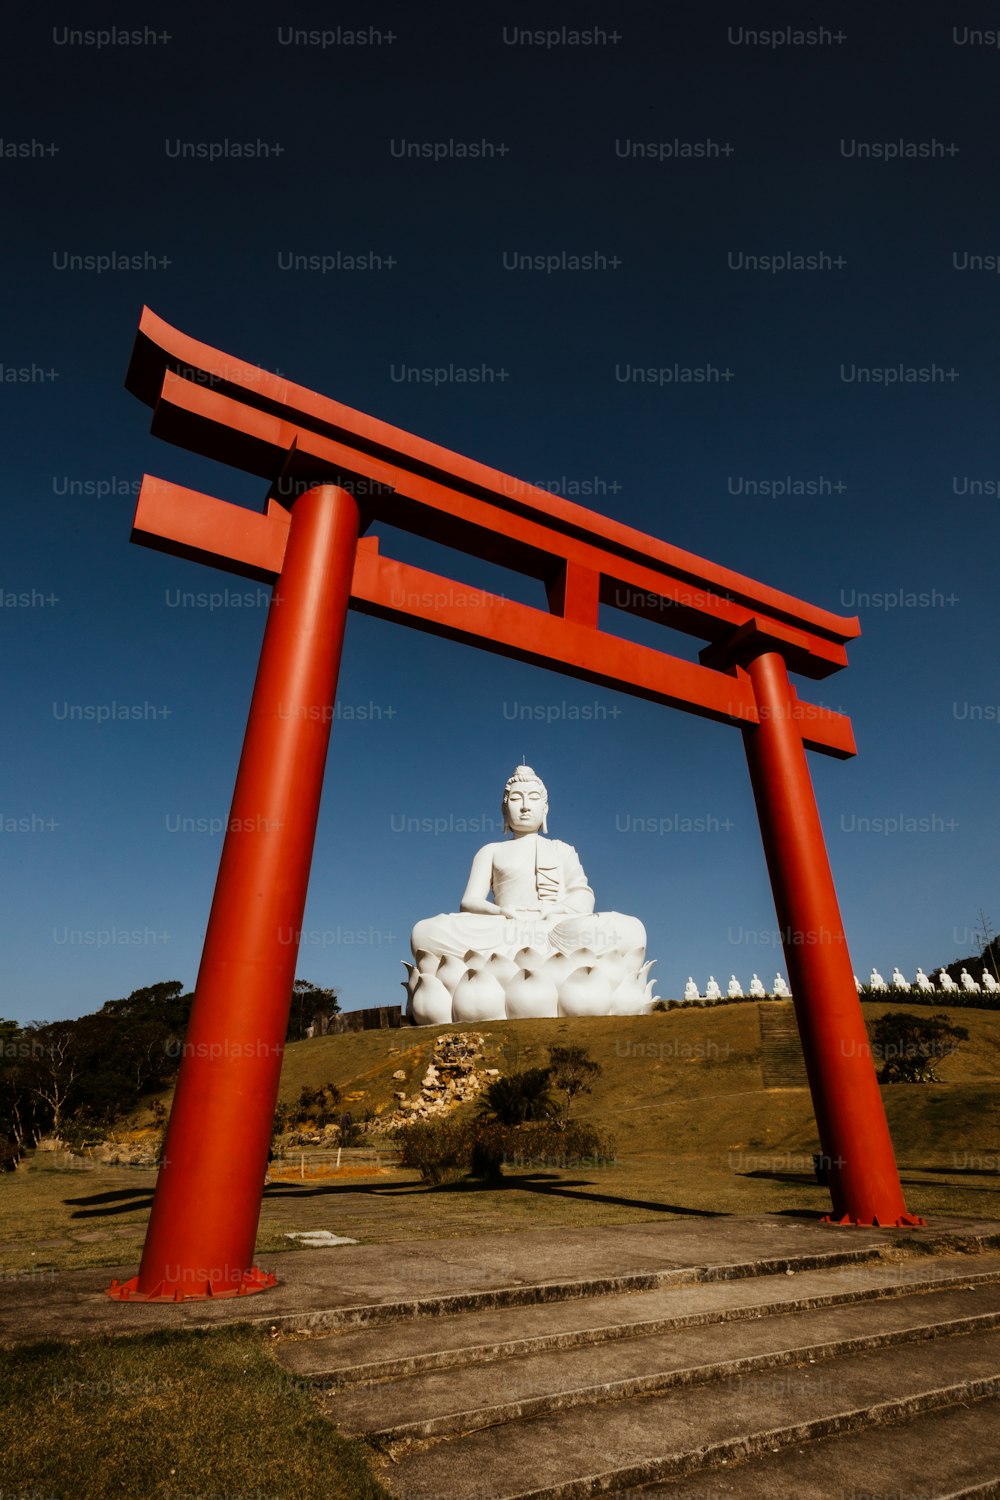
[757,1001,808,1088]
[269,1247,1000,1498]
[277,1253,1000,1388]
[325,1287,1000,1441]
[634,1397,1000,1497]
[267,1244,883,1335]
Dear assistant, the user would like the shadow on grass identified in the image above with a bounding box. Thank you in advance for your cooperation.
[899,1164,1000,1180]
[263,1172,724,1217]
[64,1188,154,1219]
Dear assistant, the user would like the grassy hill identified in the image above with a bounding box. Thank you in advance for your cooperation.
[276,1000,1000,1186]
[4,1001,998,1277]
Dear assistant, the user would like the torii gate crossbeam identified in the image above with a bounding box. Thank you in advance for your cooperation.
[108,309,920,1303]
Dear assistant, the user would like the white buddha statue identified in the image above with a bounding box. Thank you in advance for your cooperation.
[727,975,744,999]
[939,968,957,993]
[684,977,700,1002]
[749,973,766,998]
[704,975,722,1000]
[408,764,654,1023]
[891,966,910,992]
[960,967,981,994]
[983,971,999,994]
[869,968,887,992]
[773,973,791,997]
[915,967,934,993]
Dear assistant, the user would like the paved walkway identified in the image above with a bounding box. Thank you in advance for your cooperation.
[3,1213,999,1345]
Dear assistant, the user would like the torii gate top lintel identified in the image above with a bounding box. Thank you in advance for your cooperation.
[127,307,859,757]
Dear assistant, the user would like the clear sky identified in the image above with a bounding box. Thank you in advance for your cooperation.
[2,4,998,1023]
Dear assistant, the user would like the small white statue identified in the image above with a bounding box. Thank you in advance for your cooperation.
[749,973,766,997]
[869,968,887,992]
[684,977,700,1002]
[705,975,722,1000]
[727,975,744,999]
[891,967,910,992]
[983,971,999,994]
[773,973,791,998]
[915,967,935,994]
[853,974,863,993]
[939,968,958,993]
[960,967,982,994]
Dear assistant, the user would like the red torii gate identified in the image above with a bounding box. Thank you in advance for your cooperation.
[108,308,921,1302]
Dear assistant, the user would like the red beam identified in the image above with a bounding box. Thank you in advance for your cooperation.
[148,368,852,677]
[129,308,860,650]
[131,476,289,582]
[350,546,857,758]
[129,478,855,757]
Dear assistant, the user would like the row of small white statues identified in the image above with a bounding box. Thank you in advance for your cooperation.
[686,975,791,1000]
[684,965,995,1002]
[864,966,997,995]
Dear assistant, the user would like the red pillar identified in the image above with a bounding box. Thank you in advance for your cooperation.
[109,484,361,1300]
[742,649,921,1226]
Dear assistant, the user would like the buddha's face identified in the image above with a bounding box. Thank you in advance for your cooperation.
[504,781,547,835]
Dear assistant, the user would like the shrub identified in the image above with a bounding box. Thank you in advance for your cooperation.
[503,1119,616,1169]
[479,1067,559,1125]
[547,1045,601,1116]
[295,1082,342,1128]
[867,1011,969,1083]
[394,1114,615,1184]
[395,1116,479,1184]
[338,1111,364,1147]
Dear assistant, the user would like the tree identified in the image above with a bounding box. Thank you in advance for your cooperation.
[295,1082,342,1128]
[0,1021,42,1164]
[287,979,340,1042]
[547,1045,601,1117]
[975,910,1000,986]
[22,1022,80,1136]
[479,1068,559,1125]
[868,1011,969,1083]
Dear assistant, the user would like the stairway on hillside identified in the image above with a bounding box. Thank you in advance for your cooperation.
[272,1243,1000,1499]
[758,999,809,1088]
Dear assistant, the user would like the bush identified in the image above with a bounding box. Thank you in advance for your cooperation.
[867,1011,969,1083]
[479,1068,558,1125]
[395,1116,480,1184]
[502,1119,615,1169]
[295,1082,342,1128]
[338,1111,364,1147]
[547,1045,601,1115]
[394,1114,615,1184]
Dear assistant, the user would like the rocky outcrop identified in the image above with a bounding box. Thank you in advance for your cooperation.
[371,1032,499,1131]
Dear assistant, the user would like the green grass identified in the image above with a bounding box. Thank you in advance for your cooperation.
[3,1003,999,1278]
[0,1323,392,1500]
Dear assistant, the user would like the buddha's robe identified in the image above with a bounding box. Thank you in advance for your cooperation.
[411,834,645,961]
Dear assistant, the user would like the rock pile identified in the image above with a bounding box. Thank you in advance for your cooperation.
[373,1032,499,1131]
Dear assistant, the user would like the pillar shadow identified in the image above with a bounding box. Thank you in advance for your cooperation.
[263,1173,723,1217]
[64,1187,155,1218]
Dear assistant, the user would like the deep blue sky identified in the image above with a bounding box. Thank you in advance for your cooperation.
[3,4,998,1022]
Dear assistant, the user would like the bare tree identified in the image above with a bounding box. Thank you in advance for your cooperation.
[25,1025,80,1137]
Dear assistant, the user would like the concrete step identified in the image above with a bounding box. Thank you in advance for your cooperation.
[382,1328,1000,1499]
[629,1396,1000,1497]
[325,1284,1000,1439]
[275,1253,1000,1388]
[270,1243,884,1335]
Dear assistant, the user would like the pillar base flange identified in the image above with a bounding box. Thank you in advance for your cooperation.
[106,1265,278,1302]
[821,1212,926,1228]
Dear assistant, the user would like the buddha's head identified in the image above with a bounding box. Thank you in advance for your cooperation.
[502,764,548,836]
